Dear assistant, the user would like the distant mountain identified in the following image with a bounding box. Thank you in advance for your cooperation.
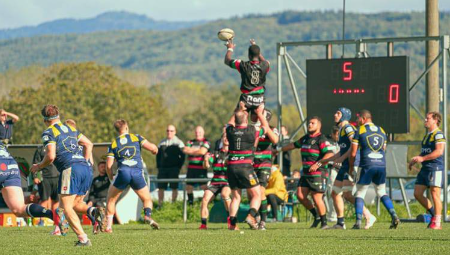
[0,11,206,40]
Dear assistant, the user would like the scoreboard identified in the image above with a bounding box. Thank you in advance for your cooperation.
[306,56,409,133]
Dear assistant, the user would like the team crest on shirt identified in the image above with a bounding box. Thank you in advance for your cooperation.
[60,125,69,133]
[369,125,378,132]
[120,137,128,145]
[249,174,257,185]
[311,140,316,145]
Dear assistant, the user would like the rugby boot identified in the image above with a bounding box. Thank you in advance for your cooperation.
[429,217,442,230]
[389,217,400,229]
[331,223,346,230]
[320,224,330,230]
[199,224,207,230]
[364,214,377,230]
[74,240,92,247]
[51,226,62,236]
[309,218,321,228]
[94,206,107,233]
[245,214,259,230]
[55,208,69,236]
[144,216,160,230]
[228,224,240,231]
[352,224,362,230]
[258,221,267,231]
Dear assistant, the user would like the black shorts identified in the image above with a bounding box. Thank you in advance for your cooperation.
[207,184,230,196]
[298,176,327,193]
[237,94,265,111]
[255,169,270,187]
[38,177,59,201]
[227,165,259,190]
[186,168,208,186]
[157,168,180,189]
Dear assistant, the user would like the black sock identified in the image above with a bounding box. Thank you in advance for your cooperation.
[260,200,268,222]
[320,215,327,225]
[230,216,237,226]
[144,207,152,217]
[337,217,345,226]
[201,218,207,225]
[188,193,194,205]
[87,207,97,224]
[26,204,53,220]
[309,208,318,219]
[248,208,258,218]
[428,207,436,217]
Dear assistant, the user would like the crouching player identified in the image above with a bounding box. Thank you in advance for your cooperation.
[409,112,446,229]
[105,119,160,232]
[199,131,231,229]
[349,110,400,229]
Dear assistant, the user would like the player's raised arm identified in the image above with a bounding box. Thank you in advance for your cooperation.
[224,39,236,66]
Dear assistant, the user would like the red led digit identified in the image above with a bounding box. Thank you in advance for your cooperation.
[343,62,352,81]
[389,84,399,103]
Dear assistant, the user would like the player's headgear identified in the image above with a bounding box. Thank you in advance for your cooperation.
[337,107,351,123]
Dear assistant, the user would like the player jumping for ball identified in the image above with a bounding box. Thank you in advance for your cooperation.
[224,39,270,112]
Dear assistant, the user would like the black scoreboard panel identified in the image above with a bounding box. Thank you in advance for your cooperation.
[306,56,409,134]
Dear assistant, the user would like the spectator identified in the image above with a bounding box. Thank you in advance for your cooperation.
[156,125,185,206]
[32,145,59,211]
[183,126,210,205]
[274,125,291,177]
[265,165,288,221]
[0,109,19,144]
[88,161,110,207]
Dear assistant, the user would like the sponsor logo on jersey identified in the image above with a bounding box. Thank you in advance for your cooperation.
[422,148,433,154]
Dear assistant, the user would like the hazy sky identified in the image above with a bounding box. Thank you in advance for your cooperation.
[1,0,449,29]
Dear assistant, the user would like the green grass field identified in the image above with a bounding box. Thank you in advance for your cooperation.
[2,221,450,255]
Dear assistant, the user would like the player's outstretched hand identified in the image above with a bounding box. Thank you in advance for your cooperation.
[226,39,235,49]
[250,39,256,45]
[309,162,322,172]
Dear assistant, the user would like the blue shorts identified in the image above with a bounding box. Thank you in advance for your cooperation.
[356,166,386,186]
[0,159,21,188]
[415,168,443,188]
[335,165,350,182]
[113,167,147,190]
[59,163,93,195]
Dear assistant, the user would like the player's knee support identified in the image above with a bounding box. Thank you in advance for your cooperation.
[332,186,343,196]
[375,184,387,197]
[355,185,369,199]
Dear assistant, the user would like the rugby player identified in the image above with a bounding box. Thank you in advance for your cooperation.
[250,109,279,230]
[199,130,231,230]
[224,39,270,112]
[349,110,400,229]
[281,116,334,229]
[30,105,97,246]
[409,112,445,229]
[105,119,160,232]
[2,141,60,230]
[183,126,211,205]
[320,108,375,229]
[227,103,275,230]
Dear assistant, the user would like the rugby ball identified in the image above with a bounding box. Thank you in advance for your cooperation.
[218,28,235,41]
